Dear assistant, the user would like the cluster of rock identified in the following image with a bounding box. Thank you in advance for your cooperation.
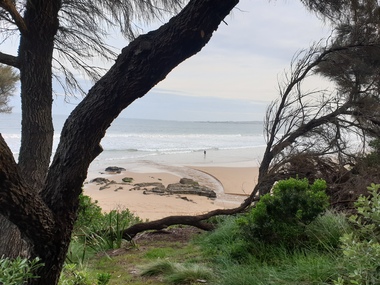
[134,178,216,198]
[89,175,216,199]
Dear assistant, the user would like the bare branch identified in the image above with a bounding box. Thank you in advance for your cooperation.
[0,51,19,68]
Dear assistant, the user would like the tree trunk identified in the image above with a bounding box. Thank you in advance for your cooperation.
[0,0,61,263]
[0,1,239,284]
[18,0,59,190]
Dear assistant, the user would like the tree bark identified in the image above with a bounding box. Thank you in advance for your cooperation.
[0,0,61,260]
[0,0,239,284]
[18,0,60,190]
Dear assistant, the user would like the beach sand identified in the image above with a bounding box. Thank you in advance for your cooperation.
[83,164,259,221]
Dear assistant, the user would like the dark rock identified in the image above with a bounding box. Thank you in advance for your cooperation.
[131,179,216,198]
[122,177,134,183]
[105,166,126,173]
[132,182,166,195]
[179,178,199,186]
[151,184,166,193]
[134,182,164,188]
[167,182,216,198]
[90,177,110,184]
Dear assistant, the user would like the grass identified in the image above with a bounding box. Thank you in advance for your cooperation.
[62,212,351,285]
[211,246,338,285]
[140,260,213,285]
[62,194,376,285]
[80,228,206,285]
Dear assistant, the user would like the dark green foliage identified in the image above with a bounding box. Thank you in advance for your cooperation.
[68,194,142,263]
[0,256,44,285]
[74,194,104,232]
[362,139,380,167]
[195,216,252,263]
[333,183,380,284]
[238,177,329,248]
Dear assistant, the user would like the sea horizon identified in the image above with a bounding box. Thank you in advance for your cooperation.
[0,112,266,173]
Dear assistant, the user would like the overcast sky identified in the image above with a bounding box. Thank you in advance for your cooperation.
[9,0,332,121]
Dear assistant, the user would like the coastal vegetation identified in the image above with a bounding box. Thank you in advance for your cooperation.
[1,0,380,284]
[5,178,380,284]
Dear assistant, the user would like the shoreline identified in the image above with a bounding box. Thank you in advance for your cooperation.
[83,161,258,221]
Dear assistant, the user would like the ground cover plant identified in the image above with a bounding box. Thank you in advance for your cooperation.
[0,256,43,285]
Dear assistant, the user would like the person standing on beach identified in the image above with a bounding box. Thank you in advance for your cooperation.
[204,150,206,158]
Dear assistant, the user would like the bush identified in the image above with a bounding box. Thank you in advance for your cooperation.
[334,183,380,285]
[58,263,111,285]
[67,194,142,263]
[74,194,142,250]
[0,256,43,285]
[74,194,104,233]
[238,177,329,248]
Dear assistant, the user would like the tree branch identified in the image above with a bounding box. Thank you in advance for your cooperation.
[0,51,19,68]
[0,0,27,35]
[43,0,239,219]
[0,135,55,246]
[123,196,260,239]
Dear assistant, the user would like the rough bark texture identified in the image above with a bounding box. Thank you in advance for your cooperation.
[18,0,60,190]
[0,0,239,284]
[0,0,61,261]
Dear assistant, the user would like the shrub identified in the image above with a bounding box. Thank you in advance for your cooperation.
[334,183,380,285]
[83,208,142,251]
[0,256,43,285]
[67,195,142,264]
[59,263,111,285]
[74,194,142,251]
[74,194,103,233]
[238,177,329,248]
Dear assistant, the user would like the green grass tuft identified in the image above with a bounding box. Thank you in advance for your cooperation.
[140,260,176,277]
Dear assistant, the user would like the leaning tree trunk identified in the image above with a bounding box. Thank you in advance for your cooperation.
[0,0,60,261]
[0,1,239,284]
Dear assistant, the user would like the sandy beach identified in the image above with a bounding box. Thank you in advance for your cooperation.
[83,163,259,221]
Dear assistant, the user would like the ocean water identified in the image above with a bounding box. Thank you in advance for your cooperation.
[0,113,266,171]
